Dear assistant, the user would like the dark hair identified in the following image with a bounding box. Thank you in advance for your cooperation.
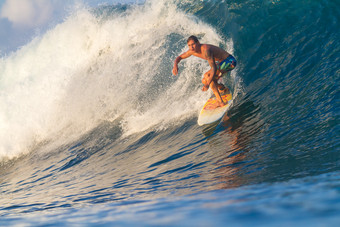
[187,35,199,43]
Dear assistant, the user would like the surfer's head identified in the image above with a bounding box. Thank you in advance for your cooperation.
[187,35,199,44]
[187,35,199,51]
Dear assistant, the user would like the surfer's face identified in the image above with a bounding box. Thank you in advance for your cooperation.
[187,40,197,51]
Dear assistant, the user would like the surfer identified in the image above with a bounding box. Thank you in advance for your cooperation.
[172,35,237,107]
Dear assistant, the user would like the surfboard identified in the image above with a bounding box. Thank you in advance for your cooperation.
[197,91,232,126]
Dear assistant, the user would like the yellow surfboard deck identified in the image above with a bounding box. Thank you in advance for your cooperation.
[197,92,232,126]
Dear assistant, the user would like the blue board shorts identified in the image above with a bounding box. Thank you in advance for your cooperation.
[217,54,237,72]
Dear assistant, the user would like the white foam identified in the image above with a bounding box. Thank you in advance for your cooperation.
[0,0,236,159]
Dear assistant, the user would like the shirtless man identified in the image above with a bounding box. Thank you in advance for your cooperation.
[172,35,237,107]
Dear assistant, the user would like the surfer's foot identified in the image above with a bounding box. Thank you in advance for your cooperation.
[204,100,227,110]
[215,100,227,108]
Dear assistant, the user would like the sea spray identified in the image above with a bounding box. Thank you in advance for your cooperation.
[0,0,236,159]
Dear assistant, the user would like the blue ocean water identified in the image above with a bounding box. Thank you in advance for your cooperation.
[0,0,339,226]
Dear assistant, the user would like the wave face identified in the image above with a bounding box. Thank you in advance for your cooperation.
[0,0,339,225]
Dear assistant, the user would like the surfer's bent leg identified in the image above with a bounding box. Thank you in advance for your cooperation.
[201,69,221,87]
[202,69,225,107]
[214,55,237,95]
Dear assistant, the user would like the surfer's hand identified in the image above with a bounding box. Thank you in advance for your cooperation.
[202,85,209,91]
[172,65,178,75]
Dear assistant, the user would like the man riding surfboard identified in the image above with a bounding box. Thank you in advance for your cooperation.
[172,35,237,108]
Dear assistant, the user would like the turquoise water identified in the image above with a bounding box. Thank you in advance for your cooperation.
[0,0,339,226]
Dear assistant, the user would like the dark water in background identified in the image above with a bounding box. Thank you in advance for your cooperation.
[0,0,339,225]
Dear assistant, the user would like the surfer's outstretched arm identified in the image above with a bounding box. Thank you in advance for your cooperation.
[172,51,192,76]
